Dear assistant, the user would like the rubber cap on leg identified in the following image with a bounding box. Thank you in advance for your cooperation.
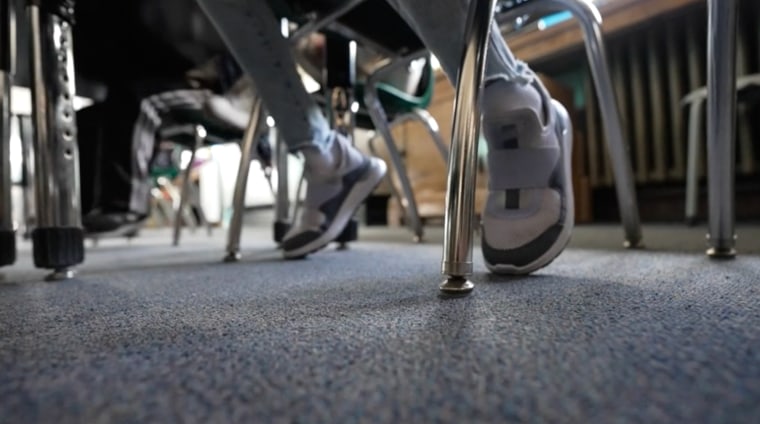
[32,227,85,269]
[336,219,359,243]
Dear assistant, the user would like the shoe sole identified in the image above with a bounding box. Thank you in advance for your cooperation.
[485,99,574,275]
[283,158,387,259]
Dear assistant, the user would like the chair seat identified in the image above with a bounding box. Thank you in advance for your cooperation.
[355,80,432,115]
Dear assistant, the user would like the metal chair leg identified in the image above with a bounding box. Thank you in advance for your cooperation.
[706,0,738,258]
[273,130,291,243]
[440,0,495,295]
[1,0,14,266]
[410,108,449,163]
[367,135,409,226]
[378,108,448,243]
[0,68,13,267]
[499,0,643,248]
[685,99,704,225]
[192,185,213,237]
[570,0,642,247]
[173,125,205,246]
[27,1,84,280]
[364,55,428,242]
[374,121,423,241]
[224,98,263,262]
[557,0,642,247]
[19,115,36,238]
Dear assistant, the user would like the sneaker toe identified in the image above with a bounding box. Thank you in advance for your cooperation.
[282,230,324,256]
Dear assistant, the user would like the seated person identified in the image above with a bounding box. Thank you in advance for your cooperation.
[196,0,573,273]
[73,0,238,234]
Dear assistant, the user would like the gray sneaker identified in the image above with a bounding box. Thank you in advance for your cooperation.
[282,132,387,258]
[480,76,574,274]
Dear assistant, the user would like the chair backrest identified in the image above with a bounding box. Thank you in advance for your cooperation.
[373,56,434,113]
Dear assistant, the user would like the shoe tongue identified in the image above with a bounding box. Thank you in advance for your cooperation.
[528,81,552,126]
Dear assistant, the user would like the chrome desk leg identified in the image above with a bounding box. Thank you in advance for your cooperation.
[1,0,15,266]
[685,98,704,225]
[440,0,495,295]
[273,129,291,243]
[706,0,738,258]
[28,1,84,280]
[173,125,205,246]
[224,98,263,262]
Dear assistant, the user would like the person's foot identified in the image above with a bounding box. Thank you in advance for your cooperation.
[205,77,255,131]
[480,76,574,274]
[83,210,146,238]
[281,132,387,258]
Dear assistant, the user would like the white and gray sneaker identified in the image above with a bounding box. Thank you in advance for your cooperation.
[281,131,387,258]
[480,76,574,274]
[205,76,256,131]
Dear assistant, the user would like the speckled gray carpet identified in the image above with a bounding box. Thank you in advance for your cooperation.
[1,225,759,423]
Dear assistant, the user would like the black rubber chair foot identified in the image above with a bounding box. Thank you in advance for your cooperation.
[0,230,16,267]
[32,227,85,269]
[273,221,291,244]
[336,219,359,244]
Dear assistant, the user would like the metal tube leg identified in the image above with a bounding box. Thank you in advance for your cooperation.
[411,108,449,163]
[28,1,84,280]
[224,98,263,262]
[367,135,409,226]
[273,130,291,243]
[173,126,205,246]
[378,121,424,241]
[19,115,36,238]
[706,0,737,258]
[364,78,424,242]
[1,0,16,266]
[195,189,213,237]
[685,99,703,225]
[562,0,642,247]
[440,0,495,294]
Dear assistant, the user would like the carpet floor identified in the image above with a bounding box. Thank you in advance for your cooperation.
[1,224,759,423]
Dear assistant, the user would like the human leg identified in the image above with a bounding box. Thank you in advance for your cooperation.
[386,0,574,274]
[78,83,208,235]
[195,0,386,257]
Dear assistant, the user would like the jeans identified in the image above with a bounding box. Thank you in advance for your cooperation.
[195,0,533,153]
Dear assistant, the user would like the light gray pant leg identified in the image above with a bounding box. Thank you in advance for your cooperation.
[384,0,532,84]
[195,0,331,152]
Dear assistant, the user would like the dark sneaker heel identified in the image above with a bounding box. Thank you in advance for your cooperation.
[282,158,386,258]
